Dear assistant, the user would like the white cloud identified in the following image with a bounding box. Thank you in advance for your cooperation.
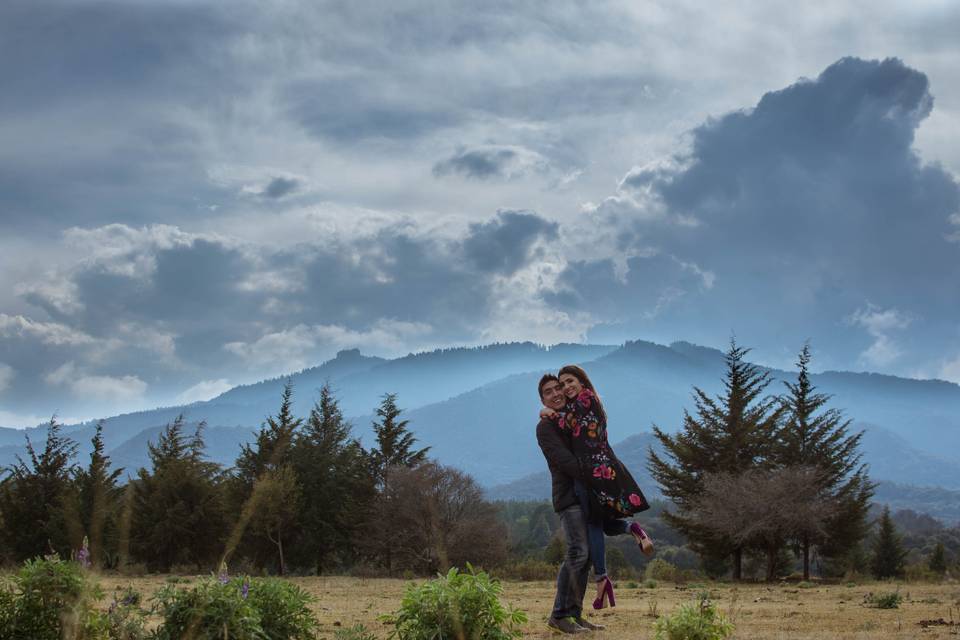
[176,378,233,404]
[846,304,915,367]
[0,362,13,392]
[224,319,435,376]
[0,313,96,346]
[937,353,960,384]
[45,361,147,403]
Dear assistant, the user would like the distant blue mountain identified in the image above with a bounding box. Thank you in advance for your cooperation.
[3,339,959,519]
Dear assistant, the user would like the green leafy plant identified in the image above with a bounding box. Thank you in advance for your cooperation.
[152,576,320,640]
[654,592,734,640]
[383,565,527,640]
[247,578,318,640]
[104,586,149,640]
[152,578,262,640]
[0,554,107,640]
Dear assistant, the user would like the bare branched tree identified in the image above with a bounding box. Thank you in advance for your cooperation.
[688,466,837,581]
[372,462,507,575]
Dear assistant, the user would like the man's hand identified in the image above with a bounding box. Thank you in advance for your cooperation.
[540,407,559,419]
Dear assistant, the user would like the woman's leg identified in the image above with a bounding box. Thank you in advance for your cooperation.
[574,481,608,586]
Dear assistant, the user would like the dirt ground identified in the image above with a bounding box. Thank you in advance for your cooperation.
[97,575,960,639]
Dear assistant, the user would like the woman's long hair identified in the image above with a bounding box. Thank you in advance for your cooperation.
[558,364,607,423]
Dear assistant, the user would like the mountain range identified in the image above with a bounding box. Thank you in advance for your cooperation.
[2,339,958,520]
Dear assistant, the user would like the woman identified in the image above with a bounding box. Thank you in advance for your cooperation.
[542,364,654,609]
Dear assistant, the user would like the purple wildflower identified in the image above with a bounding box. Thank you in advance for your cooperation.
[217,561,229,585]
[241,578,250,599]
[76,536,91,569]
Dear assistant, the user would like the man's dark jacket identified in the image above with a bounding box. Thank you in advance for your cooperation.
[536,417,583,513]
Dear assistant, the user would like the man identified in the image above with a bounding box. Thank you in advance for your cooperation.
[536,374,604,634]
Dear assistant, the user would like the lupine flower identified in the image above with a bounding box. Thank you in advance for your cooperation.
[217,561,229,585]
[241,578,250,599]
[76,536,91,569]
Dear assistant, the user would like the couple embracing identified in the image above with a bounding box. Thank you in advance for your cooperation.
[536,365,654,634]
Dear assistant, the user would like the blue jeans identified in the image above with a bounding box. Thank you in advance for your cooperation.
[552,504,590,619]
[575,480,629,578]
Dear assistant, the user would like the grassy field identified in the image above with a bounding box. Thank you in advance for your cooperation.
[95,575,960,639]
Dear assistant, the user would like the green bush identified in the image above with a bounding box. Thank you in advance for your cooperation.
[247,578,318,640]
[864,590,902,609]
[104,587,149,640]
[384,565,527,640]
[0,554,107,640]
[152,576,319,640]
[152,578,262,640]
[645,558,677,583]
[654,592,734,640]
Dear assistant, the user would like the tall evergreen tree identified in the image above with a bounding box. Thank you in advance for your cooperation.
[130,415,227,571]
[234,381,303,490]
[229,381,304,572]
[368,393,429,490]
[870,506,907,579]
[0,416,78,560]
[290,383,374,574]
[775,343,874,579]
[73,421,124,568]
[648,338,783,580]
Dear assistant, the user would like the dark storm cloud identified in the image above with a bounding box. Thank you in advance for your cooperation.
[4,210,562,415]
[557,58,960,369]
[433,148,518,179]
[262,177,300,199]
[462,210,559,275]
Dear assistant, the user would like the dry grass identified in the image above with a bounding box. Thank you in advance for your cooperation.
[95,575,960,639]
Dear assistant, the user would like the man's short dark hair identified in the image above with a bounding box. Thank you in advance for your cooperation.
[538,373,560,400]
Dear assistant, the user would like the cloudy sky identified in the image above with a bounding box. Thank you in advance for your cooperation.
[2,0,959,427]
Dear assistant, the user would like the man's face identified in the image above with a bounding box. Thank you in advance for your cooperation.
[540,379,565,411]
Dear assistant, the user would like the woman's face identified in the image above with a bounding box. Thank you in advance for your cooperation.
[559,373,583,399]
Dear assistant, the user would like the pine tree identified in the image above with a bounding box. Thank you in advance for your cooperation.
[229,381,304,572]
[0,416,78,560]
[648,338,783,580]
[234,381,303,490]
[130,415,226,571]
[290,383,374,574]
[928,542,947,575]
[73,421,124,568]
[870,506,907,579]
[368,393,429,490]
[364,393,429,574]
[775,343,875,579]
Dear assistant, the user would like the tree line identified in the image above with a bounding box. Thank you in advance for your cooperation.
[0,384,507,575]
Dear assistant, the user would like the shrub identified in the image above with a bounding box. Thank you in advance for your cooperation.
[335,624,378,640]
[152,576,320,640]
[864,590,902,609]
[152,578,262,640]
[654,592,734,640]
[104,587,149,640]
[0,554,106,640]
[247,578,318,640]
[646,558,677,583]
[384,565,527,640]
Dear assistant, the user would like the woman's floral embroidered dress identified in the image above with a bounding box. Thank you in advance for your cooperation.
[557,388,650,520]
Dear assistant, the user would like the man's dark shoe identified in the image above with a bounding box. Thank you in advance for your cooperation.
[546,616,589,634]
[575,617,605,631]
